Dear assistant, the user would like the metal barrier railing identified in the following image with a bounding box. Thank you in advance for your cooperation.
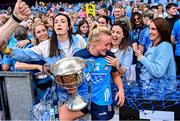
[0,72,34,120]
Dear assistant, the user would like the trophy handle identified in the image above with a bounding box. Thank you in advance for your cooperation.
[84,59,95,111]
[47,70,55,79]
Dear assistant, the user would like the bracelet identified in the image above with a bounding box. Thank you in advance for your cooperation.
[28,39,32,43]
[12,14,22,23]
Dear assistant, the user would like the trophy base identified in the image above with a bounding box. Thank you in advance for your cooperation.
[66,94,87,111]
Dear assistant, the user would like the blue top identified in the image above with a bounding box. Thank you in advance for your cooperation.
[139,27,152,52]
[9,35,86,102]
[132,25,145,44]
[0,53,3,70]
[3,36,33,71]
[74,48,117,105]
[28,33,34,41]
[73,24,78,33]
[139,42,176,83]
[83,35,88,44]
[48,29,53,37]
[172,19,180,56]
[126,6,132,19]
[10,35,86,65]
[111,46,133,78]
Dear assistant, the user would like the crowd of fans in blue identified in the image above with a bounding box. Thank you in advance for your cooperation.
[0,0,179,120]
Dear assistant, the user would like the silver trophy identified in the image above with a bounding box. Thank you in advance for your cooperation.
[50,57,95,111]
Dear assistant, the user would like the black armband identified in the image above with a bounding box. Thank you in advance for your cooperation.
[12,14,22,23]
[28,39,32,43]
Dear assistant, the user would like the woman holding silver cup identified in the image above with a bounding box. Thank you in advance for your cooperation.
[3,13,86,120]
[59,25,125,120]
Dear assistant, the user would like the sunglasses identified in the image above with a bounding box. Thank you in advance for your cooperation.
[134,17,141,21]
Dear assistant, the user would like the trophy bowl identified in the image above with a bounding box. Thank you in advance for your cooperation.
[50,57,94,111]
[50,57,86,88]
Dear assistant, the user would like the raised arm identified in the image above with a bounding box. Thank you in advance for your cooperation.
[0,0,31,48]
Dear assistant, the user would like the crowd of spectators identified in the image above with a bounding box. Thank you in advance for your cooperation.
[0,0,179,120]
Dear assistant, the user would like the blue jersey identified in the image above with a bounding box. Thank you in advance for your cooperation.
[74,48,117,105]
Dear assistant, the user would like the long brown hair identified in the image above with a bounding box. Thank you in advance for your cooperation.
[151,17,171,46]
[131,12,144,30]
[49,13,73,57]
[77,19,89,36]
[111,21,130,55]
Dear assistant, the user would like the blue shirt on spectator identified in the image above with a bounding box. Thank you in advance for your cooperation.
[2,36,33,71]
[172,19,180,56]
[139,27,152,52]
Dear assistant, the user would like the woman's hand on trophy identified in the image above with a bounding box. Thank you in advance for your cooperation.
[36,64,50,75]
[115,89,125,107]
[42,64,51,75]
